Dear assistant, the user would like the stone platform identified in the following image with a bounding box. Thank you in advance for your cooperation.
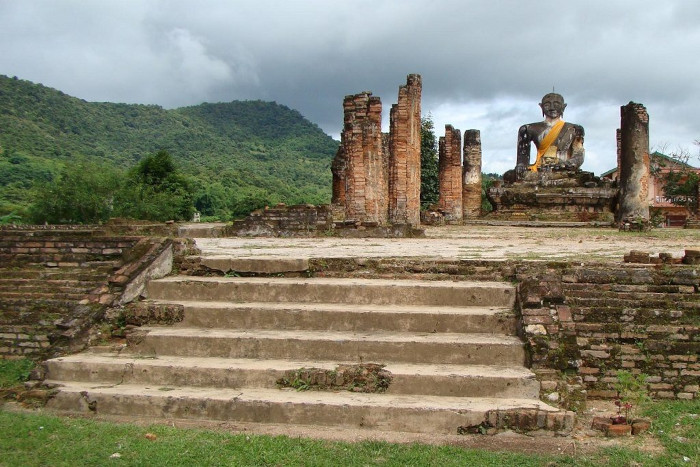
[487,171,618,222]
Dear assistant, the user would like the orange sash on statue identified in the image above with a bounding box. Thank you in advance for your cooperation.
[529,120,565,172]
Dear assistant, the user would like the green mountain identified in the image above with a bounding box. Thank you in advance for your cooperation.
[0,75,338,219]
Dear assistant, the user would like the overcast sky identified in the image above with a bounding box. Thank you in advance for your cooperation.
[1,0,699,175]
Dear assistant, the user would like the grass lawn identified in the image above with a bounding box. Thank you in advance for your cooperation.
[0,399,696,466]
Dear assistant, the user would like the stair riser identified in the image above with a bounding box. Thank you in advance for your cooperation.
[181,307,517,334]
[47,390,493,434]
[131,336,526,366]
[45,360,538,398]
[147,281,515,308]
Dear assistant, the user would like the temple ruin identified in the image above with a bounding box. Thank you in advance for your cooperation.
[332,74,422,228]
[241,78,690,234]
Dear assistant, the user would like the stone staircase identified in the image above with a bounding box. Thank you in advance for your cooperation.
[44,273,573,435]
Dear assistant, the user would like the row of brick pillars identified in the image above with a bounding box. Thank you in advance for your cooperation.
[332,75,422,227]
[436,126,483,223]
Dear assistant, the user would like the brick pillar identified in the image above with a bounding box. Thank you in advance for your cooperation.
[331,145,346,205]
[462,129,482,219]
[616,128,622,181]
[438,125,462,222]
[388,74,422,227]
[333,92,388,224]
[616,102,650,222]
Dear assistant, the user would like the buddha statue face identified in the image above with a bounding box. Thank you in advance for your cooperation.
[539,93,566,120]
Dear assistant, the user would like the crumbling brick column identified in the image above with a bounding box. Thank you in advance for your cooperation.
[462,129,482,219]
[332,92,388,224]
[616,102,650,222]
[331,146,346,205]
[438,125,462,223]
[388,74,422,227]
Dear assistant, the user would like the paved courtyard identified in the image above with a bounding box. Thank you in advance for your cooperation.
[193,225,700,263]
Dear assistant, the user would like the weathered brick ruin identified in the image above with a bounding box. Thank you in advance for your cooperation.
[517,262,699,403]
[330,74,422,229]
[616,102,651,222]
[462,129,483,219]
[388,74,423,227]
[331,92,387,225]
[0,223,187,358]
[228,204,334,237]
[438,125,463,222]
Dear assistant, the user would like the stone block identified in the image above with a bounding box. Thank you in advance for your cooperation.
[606,424,632,437]
[631,420,651,435]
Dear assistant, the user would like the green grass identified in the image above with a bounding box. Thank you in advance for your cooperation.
[1,400,698,466]
[1,360,697,467]
[0,410,558,467]
[0,358,34,388]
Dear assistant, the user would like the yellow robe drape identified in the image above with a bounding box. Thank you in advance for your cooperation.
[529,120,565,172]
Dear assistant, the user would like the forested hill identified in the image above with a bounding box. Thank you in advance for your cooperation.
[0,74,338,218]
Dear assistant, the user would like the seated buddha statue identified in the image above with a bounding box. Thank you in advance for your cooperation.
[514,93,585,178]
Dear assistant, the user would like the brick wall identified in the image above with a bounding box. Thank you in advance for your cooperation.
[518,263,699,401]
[0,226,175,359]
[227,204,334,237]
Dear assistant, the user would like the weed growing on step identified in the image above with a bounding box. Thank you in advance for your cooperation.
[614,370,650,424]
[277,364,392,393]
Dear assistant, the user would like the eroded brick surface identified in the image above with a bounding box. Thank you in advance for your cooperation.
[388,74,422,227]
[332,92,388,225]
[462,129,482,219]
[438,125,462,223]
[617,102,650,222]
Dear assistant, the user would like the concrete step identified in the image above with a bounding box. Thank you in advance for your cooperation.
[129,327,526,366]
[45,382,572,435]
[147,277,516,308]
[45,353,539,399]
[163,300,517,334]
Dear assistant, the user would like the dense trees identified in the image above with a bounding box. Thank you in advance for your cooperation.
[0,75,337,221]
[30,151,194,224]
[420,116,439,210]
[656,142,700,213]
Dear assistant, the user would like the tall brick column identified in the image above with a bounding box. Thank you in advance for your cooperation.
[616,102,650,222]
[332,92,388,224]
[462,129,482,219]
[388,74,422,226]
[438,125,462,222]
[331,145,346,206]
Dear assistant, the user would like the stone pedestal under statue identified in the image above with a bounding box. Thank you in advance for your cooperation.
[487,170,618,222]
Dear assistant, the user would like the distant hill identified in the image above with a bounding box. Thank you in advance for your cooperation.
[0,75,338,218]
